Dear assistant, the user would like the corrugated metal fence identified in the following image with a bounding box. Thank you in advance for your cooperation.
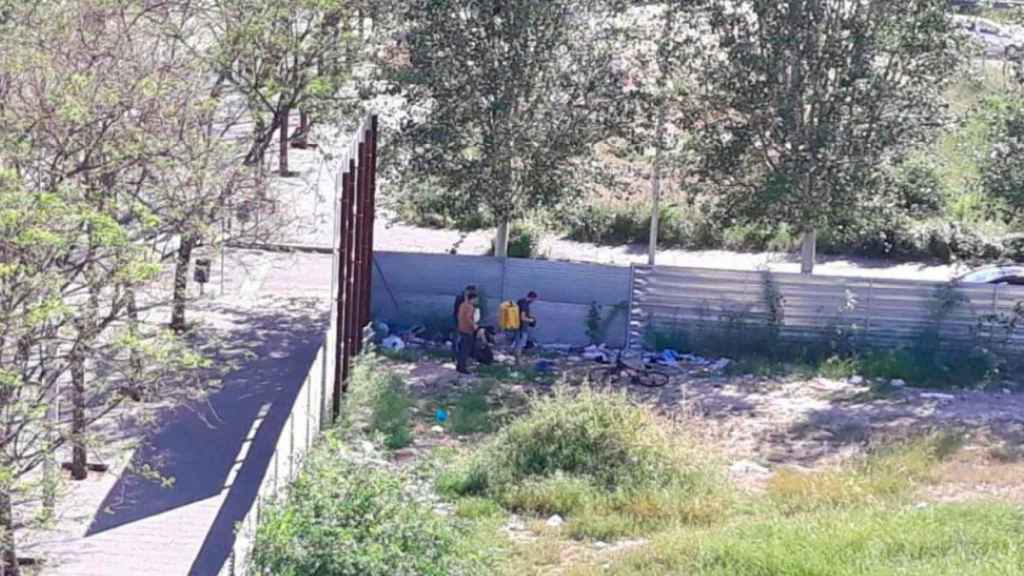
[371,252,633,346]
[629,264,1024,355]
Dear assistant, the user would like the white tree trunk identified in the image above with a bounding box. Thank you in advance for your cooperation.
[648,107,667,266]
[800,228,817,275]
[495,218,512,256]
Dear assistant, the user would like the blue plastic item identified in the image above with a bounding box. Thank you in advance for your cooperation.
[435,408,449,423]
[534,360,557,373]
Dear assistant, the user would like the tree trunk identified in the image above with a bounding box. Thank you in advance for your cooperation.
[170,235,196,333]
[70,345,87,481]
[648,107,667,266]
[0,490,20,576]
[70,280,99,482]
[800,228,817,275]
[293,111,310,149]
[279,106,290,177]
[495,221,510,258]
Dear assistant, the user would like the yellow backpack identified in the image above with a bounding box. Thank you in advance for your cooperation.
[498,301,521,331]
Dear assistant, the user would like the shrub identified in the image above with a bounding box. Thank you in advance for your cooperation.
[818,355,857,380]
[438,388,726,537]
[252,436,491,576]
[489,221,545,258]
[599,504,1024,576]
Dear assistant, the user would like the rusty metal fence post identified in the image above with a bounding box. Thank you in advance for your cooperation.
[332,115,379,419]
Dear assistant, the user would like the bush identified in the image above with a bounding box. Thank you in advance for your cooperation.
[490,221,545,258]
[252,435,491,576]
[438,389,726,537]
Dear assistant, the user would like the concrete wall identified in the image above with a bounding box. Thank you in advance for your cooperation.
[371,252,631,346]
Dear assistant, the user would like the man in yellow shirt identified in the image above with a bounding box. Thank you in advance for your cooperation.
[456,292,479,374]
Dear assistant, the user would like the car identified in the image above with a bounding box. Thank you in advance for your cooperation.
[956,265,1024,285]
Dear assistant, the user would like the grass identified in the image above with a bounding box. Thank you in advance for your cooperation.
[592,504,1024,576]
[252,434,495,576]
[438,387,729,539]
[448,383,494,435]
[767,434,962,513]
[345,354,414,449]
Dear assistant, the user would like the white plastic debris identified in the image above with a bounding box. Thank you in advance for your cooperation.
[890,379,906,388]
[546,514,564,528]
[381,335,405,351]
[849,375,865,385]
[709,358,732,372]
[582,344,609,363]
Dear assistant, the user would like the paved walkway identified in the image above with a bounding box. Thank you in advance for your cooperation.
[39,250,334,576]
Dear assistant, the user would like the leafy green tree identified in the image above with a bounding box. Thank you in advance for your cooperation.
[376,0,636,256]
[0,2,218,568]
[982,96,1024,221]
[693,0,964,273]
[207,0,362,176]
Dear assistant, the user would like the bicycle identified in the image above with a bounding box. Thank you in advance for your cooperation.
[587,350,670,389]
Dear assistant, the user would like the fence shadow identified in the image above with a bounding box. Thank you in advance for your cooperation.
[83,300,328,575]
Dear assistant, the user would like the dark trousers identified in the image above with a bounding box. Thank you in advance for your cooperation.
[457,331,475,372]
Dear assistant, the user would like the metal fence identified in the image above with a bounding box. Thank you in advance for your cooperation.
[219,115,378,575]
[629,264,1024,355]
[371,253,633,346]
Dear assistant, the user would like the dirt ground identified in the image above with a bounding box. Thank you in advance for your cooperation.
[386,347,1024,506]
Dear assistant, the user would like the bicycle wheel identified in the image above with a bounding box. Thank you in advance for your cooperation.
[588,366,621,389]
[633,368,670,388]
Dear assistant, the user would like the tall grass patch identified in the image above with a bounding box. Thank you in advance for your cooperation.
[596,504,1024,576]
[438,388,728,539]
[768,434,962,512]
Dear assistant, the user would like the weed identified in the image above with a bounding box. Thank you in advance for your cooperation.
[252,434,494,576]
[455,497,504,520]
[818,355,857,380]
[600,504,1024,576]
[439,388,728,538]
[449,384,494,435]
[768,434,962,512]
[344,354,414,449]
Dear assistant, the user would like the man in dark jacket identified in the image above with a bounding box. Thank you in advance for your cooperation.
[514,291,538,364]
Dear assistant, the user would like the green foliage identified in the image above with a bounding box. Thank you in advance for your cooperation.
[438,389,726,536]
[584,301,627,346]
[490,221,545,259]
[768,435,959,512]
[599,504,1024,576]
[694,0,964,270]
[345,355,414,449]
[448,385,493,435]
[377,0,634,229]
[251,435,492,576]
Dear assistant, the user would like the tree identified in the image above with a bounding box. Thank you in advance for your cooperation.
[207,0,361,176]
[982,96,1024,221]
[0,2,215,567]
[693,0,964,273]
[376,0,636,256]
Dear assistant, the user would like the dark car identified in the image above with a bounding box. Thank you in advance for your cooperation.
[956,265,1024,285]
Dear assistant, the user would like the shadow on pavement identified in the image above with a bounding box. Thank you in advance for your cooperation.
[85,299,328,576]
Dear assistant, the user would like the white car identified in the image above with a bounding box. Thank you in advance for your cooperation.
[956,265,1024,286]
